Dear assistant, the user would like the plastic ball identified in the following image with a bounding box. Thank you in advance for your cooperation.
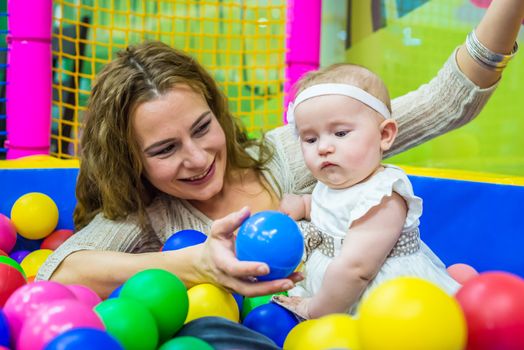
[284,313,360,350]
[94,298,159,350]
[0,309,10,347]
[18,299,105,350]
[185,283,239,323]
[108,284,123,299]
[241,291,287,320]
[242,302,299,348]
[9,250,30,264]
[470,0,491,8]
[3,281,77,343]
[232,293,244,315]
[20,249,53,278]
[447,263,479,284]
[10,192,59,240]
[236,210,304,281]
[44,327,123,350]
[158,336,214,350]
[0,250,6,257]
[0,214,17,254]
[162,229,207,251]
[119,269,188,342]
[13,235,43,252]
[357,277,467,350]
[66,284,102,308]
[282,319,318,350]
[455,271,524,350]
[41,229,74,250]
[0,263,26,307]
[0,255,26,278]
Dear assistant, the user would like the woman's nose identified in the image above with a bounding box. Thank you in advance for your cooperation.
[182,141,207,168]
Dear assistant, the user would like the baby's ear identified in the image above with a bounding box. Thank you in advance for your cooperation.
[379,119,398,151]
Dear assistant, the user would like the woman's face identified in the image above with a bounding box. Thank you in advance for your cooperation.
[133,85,228,202]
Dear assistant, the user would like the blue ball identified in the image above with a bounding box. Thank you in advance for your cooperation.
[232,293,244,314]
[235,210,303,281]
[162,230,207,252]
[44,328,123,350]
[108,284,123,299]
[242,303,299,347]
[0,310,10,347]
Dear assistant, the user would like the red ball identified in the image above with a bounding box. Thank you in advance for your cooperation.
[455,271,524,350]
[40,229,74,250]
[0,264,27,307]
[0,214,17,254]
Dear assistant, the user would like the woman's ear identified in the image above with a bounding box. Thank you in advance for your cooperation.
[379,119,398,151]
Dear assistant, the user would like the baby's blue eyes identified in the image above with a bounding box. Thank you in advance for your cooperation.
[335,130,349,137]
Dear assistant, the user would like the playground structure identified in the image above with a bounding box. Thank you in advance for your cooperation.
[0,0,521,176]
[0,0,523,276]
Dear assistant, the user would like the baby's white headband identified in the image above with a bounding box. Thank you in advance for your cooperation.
[286,83,391,130]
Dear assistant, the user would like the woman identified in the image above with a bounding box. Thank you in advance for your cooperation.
[37,0,522,348]
[38,0,524,296]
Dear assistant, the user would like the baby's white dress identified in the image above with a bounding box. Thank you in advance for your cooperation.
[289,165,460,314]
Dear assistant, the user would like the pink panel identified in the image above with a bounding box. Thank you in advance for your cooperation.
[284,0,322,121]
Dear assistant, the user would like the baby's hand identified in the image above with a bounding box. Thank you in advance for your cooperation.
[271,294,311,320]
[278,194,306,221]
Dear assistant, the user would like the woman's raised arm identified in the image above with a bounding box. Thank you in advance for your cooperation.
[457,0,523,88]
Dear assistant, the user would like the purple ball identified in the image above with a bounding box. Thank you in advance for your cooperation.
[9,250,30,264]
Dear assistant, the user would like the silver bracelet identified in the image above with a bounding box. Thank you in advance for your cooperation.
[465,29,519,71]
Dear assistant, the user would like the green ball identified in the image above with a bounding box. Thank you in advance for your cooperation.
[241,291,288,320]
[0,256,26,278]
[120,269,189,342]
[158,336,214,350]
[95,297,159,350]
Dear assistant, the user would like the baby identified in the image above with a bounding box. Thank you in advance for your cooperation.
[274,63,459,319]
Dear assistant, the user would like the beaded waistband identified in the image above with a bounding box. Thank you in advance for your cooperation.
[298,221,420,259]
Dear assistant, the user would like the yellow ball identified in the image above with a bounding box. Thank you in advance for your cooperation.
[10,192,59,239]
[20,249,53,278]
[185,283,239,323]
[357,277,466,350]
[284,314,360,350]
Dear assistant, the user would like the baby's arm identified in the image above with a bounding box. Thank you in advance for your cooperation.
[308,192,407,318]
[273,192,407,318]
[279,193,312,221]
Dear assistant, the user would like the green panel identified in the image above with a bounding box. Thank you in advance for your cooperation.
[344,0,524,176]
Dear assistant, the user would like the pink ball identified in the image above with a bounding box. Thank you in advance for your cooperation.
[67,284,102,309]
[17,299,105,350]
[470,0,492,8]
[3,281,76,344]
[447,263,479,285]
[0,214,17,254]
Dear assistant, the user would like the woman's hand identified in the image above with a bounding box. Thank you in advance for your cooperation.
[197,207,303,297]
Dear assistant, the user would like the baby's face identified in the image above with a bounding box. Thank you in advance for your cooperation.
[295,94,385,189]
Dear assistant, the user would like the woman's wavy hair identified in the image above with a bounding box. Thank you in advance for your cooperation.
[75,41,273,230]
